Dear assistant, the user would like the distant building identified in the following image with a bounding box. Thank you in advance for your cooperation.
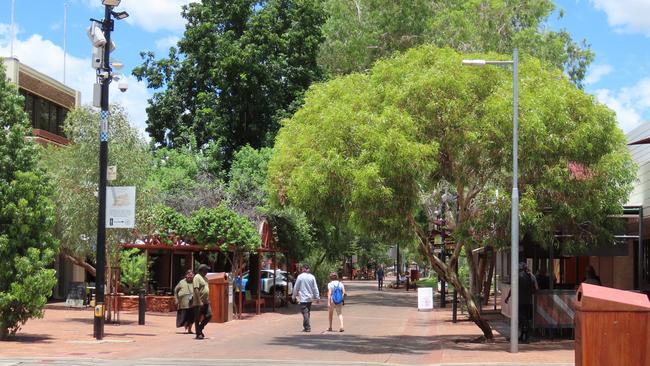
[3,57,85,300]
[2,57,80,146]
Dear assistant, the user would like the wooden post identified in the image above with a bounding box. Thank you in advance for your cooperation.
[273,251,277,312]
[169,252,173,292]
[257,250,262,315]
[238,254,243,319]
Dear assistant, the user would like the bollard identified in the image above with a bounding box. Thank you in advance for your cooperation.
[138,289,145,325]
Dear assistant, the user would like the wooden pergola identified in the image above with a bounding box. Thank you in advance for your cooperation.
[122,237,221,295]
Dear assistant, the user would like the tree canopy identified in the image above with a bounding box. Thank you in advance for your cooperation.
[133,0,326,165]
[268,45,635,338]
[42,105,155,276]
[0,63,58,339]
[319,0,593,86]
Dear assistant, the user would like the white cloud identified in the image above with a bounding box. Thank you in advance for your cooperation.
[116,0,197,33]
[591,0,650,36]
[155,35,179,51]
[0,24,151,136]
[585,64,613,85]
[594,78,650,132]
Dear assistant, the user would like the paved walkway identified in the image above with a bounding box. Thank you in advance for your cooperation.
[0,280,574,365]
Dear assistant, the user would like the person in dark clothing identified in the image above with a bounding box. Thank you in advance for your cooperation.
[583,265,602,286]
[536,267,550,290]
[505,262,536,343]
[376,265,385,291]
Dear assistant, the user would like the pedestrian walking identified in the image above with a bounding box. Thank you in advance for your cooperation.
[192,264,212,339]
[174,269,195,334]
[292,263,320,332]
[327,272,346,332]
[505,262,536,343]
[376,265,384,291]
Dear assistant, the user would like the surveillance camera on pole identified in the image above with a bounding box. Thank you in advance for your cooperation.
[86,23,106,47]
[118,78,128,92]
[88,0,129,341]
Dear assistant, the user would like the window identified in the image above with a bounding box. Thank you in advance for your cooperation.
[18,89,69,137]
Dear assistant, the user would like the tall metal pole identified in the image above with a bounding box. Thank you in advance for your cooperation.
[94,4,113,341]
[440,201,446,308]
[10,0,15,58]
[63,3,68,84]
[509,48,519,353]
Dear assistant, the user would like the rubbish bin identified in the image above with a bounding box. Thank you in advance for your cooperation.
[207,272,229,323]
[574,283,650,366]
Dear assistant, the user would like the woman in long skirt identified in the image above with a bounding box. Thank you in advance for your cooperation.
[174,269,195,333]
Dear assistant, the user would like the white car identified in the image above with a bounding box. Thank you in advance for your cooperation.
[241,269,292,295]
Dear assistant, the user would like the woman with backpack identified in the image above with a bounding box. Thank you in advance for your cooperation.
[327,272,346,332]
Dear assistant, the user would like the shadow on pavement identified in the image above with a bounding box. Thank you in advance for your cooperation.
[1,333,53,343]
[267,332,574,355]
[267,334,439,355]
[344,291,416,308]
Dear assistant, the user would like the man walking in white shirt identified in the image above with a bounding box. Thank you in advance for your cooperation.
[292,263,320,332]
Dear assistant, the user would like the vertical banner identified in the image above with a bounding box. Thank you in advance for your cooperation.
[105,186,135,228]
[418,287,434,311]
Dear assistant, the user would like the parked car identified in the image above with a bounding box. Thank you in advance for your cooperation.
[237,269,292,295]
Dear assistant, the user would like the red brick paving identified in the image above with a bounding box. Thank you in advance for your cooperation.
[0,280,574,365]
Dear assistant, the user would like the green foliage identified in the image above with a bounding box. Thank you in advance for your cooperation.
[188,204,260,253]
[133,0,326,164]
[0,63,58,339]
[270,44,634,260]
[41,105,156,266]
[147,146,226,216]
[319,0,593,87]
[151,205,191,244]
[119,248,149,294]
[228,146,273,209]
[262,206,315,260]
[269,64,438,242]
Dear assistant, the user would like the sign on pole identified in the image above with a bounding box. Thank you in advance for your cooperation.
[107,166,117,181]
[417,287,434,311]
[106,186,135,228]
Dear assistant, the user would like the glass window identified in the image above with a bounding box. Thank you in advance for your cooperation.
[57,107,68,136]
[35,98,49,130]
[25,93,34,127]
[49,104,58,133]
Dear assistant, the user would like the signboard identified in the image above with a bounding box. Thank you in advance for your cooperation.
[106,186,136,228]
[66,282,86,307]
[107,166,117,181]
[417,287,434,311]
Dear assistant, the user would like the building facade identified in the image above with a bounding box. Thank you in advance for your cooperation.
[3,57,79,146]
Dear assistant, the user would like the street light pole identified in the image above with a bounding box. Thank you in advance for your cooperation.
[93,3,112,341]
[89,0,128,340]
[462,49,519,353]
[510,48,519,354]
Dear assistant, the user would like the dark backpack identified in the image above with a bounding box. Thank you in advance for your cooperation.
[331,282,344,304]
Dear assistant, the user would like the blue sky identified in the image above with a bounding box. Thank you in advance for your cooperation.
[1,0,650,135]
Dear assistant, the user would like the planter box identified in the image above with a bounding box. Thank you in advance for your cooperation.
[113,295,176,313]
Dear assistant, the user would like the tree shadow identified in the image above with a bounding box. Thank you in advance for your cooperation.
[267,333,574,356]
[66,317,137,326]
[1,333,53,343]
[343,291,417,308]
[267,334,440,355]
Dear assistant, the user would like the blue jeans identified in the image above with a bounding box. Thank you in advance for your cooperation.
[300,302,312,330]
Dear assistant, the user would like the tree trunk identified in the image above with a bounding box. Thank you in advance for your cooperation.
[482,249,496,306]
[0,326,8,341]
[62,251,96,277]
[409,214,493,340]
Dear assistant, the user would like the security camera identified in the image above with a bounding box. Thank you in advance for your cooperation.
[118,78,128,92]
[92,47,103,69]
[87,23,106,47]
